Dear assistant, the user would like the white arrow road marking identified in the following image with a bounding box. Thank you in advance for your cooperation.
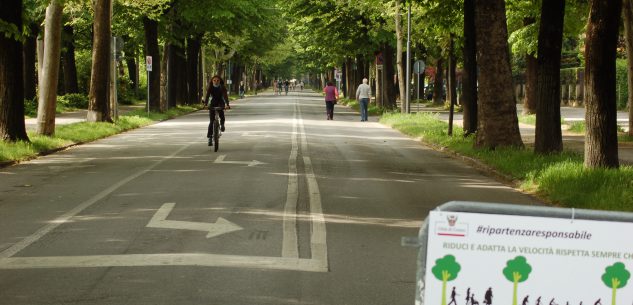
[147,203,243,238]
[214,154,266,167]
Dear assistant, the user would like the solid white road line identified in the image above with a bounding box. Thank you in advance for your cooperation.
[297,103,328,269]
[0,253,327,272]
[282,104,300,258]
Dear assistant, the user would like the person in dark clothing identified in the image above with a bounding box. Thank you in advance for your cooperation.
[448,287,458,305]
[203,75,230,146]
[484,288,493,305]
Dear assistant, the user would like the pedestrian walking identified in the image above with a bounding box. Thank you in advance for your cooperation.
[465,288,471,305]
[448,287,458,305]
[239,81,245,99]
[484,287,493,305]
[323,81,339,120]
[355,77,371,121]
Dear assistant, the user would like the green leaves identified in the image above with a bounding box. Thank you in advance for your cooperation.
[0,19,23,42]
[602,262,631,289]
[503,256,532,283]
[431,254,461,282]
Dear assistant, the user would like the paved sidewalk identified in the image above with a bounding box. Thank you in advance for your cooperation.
[418,106,633,165]
[24,104,145,131]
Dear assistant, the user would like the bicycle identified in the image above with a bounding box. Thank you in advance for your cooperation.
[210,106,225,152]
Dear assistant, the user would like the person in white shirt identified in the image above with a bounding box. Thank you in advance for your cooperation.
[355,78,372,122]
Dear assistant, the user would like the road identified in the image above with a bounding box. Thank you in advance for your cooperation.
[0,91,541,305]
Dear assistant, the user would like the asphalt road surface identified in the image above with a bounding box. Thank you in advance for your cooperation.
[0,91,541,305]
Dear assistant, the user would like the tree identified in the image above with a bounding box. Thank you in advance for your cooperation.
[503,256,532,305]
[37,0,64,135]
[23,22,39,101]
[474,0,523,149]
[143,17,161,112]
[584,0,622,168]
[623,0,633,137]
[431,255,461,305]
[462,0,477,136]
[87,0,112,122]
[62,25,79,94]
[0,0,29,142]
[394,0,406,111]
[506,0,540,115]
[534,0,565,154]
[601,262,630,305]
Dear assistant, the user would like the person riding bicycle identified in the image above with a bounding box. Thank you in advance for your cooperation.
[203,75,230,146]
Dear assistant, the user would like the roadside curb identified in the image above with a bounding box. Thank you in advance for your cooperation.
[415,137,519,187]
[2,108,204,169]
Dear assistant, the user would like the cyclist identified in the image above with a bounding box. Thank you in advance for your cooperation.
[203,75,230,146]
[284,80,289,95]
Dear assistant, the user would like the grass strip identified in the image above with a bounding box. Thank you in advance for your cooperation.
[1,106,198,163]
[380,112,633,211]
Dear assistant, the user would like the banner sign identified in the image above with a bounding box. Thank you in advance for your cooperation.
[424,211,633,305]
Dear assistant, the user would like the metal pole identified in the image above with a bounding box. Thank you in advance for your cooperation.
[405,2,412,113]
[147,70,150,116]
[417,72,420,112]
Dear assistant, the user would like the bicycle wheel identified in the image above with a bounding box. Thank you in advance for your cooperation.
[213,120,220,152]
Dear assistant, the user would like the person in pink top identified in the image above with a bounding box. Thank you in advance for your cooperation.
[323,81,339,120]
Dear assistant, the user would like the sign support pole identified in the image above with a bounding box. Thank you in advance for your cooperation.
[146,56,152,116]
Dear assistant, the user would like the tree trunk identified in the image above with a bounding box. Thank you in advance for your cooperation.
[462,0,478,136]
[534,0,565,154]
[87,0,112,122]
[167,43,178,108]
[383,43,397,109]
[143,17,161,112]
[62,25,79,94]
[432,58,444,105]
[125,43,138,91]
[522,17,537,115]
[176,45,187,106]
[355,54,365,96]
[474,0,523,149]
[394,0,406,112]
[23,23,38,101]
[0,0,29,142]
[186,35,202,104]
[448,37,457,136]
[584,0,622,168]
[160,43,168,111]
[345,58,353,99]
[623,0,633,137]
[376,60,383,108]
[37,0,64,134]
[523,53,538,114]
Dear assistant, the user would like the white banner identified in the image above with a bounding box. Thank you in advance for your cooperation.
[424,211,633,305]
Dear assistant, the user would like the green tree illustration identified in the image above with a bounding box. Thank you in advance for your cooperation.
[601,262,630,305]
[431,254,461,305]
[503,256,532,305]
